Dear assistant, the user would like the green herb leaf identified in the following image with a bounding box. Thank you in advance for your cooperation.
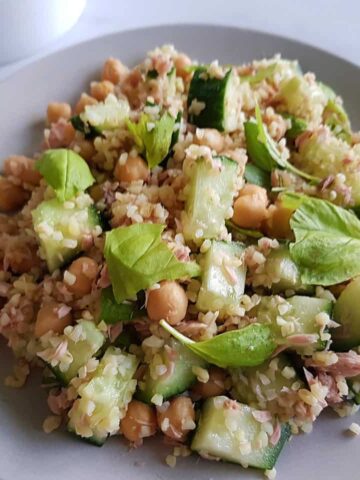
[126,112,176,169]
[245,104,320,183]
[282,113,308,140]
[104,223,201,302]
[100,287,137,324]
[283,193,360,285]
[70,115,102,140]
[244,163,271,188]
[241,63,277,84]
[36,149,95,201]
[147,69,159,79]
[226,220,263,239]
[160,320,276,368]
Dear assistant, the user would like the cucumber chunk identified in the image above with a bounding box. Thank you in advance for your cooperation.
[253,245,312,294]
[231,354,305,410]
[43,320,105,385]
[32,195,101,272]
[348,376,360,404]
[191,396,290,470]
[68,346,138,445]
[196,241,246,316]
[187,68,242,132]
[182,155,239,243]
[254,295,333,352]
[333,277,360,350]
[136,338,207,403]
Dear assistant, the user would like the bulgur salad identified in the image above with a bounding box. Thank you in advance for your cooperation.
[1,44,360,478]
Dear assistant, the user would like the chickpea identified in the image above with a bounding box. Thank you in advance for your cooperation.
[157,396,195,442]
[120,400,157,443]
[114,155,149,183]
[195,128,224,152]
[191,367,227,399]
[90,80,114,101]
[65,257,98,297]
[232,183,269,229]
[5,241,40,274]
[147,281,188,325]
[174,53,192,80]
[0,215,17,234]
[0,177,29,212]
[263,202,293,239]
[102,57,129,84]
[74,93,98,115]
[73,139,96,162]
[89,184,104,203]
[47,102,72,124]
[34,302,72,338]
[47,120,76,148]
[4,155,41,186]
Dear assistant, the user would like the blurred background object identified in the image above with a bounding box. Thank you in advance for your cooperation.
[0,0,87,65]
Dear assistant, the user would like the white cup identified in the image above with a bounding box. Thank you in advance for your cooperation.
[0,0,87,65]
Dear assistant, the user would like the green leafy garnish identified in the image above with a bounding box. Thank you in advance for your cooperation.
[282,193,360,285]
[282,113,308,140]
[241,63,277,84]
[244,163,271,188]
[100,287,137,324]
[245,105,320,183]
[147,69,159,79]
[126,112,176,168]
[70,115,101,140]
[226,220,263,239]
[160,320,276,368]
[36,149,95,201]
[104,223,201,302]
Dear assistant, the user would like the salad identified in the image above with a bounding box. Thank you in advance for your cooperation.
[1,44,360,479]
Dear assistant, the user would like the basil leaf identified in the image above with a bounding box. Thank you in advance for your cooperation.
[226,220,263,239]
[160,320,276,368]
[245,104,320,183]
[126,112,176,169]
[244,163,271,188]
[104,223,201,302]
[70,115,102,140]
[282,113,308,140]
[241,63,277,84]
[36,149,95,201]
[283,193,360,285]
[100,287,137,324]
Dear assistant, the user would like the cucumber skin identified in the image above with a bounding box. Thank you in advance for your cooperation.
[191,396,291,470]
[68,426,107,447]
[333,277,360,351]
[187,68,231,131]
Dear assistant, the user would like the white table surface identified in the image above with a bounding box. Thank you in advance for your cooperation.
[0,0,359,80]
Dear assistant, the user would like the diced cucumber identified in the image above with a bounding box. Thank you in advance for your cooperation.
[80,93,130,130]
[191,396,290,470]
[254,295,333,352]
[46,320,105,385]
[294,127,360,206]
[196,241,246,316]
[182,155,239,243]
[187,68,242,132]
[32,195,101,272]
[276,75,327,125]
[68,346,139,445]
[348,376,360,404]
[231,354,305,409]
[254,245,313,294]
[136,338,207,403]
[333,277,360,350]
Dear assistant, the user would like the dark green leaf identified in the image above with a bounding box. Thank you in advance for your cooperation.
[244,163,271,188]
[70,115,101,140]
[36,149,95,201]
[104,223,201,302]
[160,320,276,368]
[100,287,137,324]
[147,69,159,79]
[226,220,263,239]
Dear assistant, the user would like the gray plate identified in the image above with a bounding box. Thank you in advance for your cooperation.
[0,25,359,480]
